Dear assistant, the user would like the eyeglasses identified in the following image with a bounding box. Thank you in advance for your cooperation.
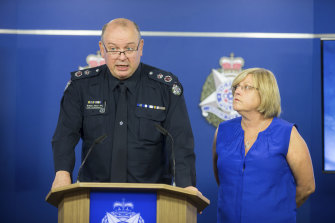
[231,84,258,94]
[102,40,141,58]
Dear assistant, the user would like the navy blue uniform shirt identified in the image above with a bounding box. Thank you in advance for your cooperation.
[52,63,196,187]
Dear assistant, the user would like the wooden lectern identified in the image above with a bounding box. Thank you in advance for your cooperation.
[46,182,210,223]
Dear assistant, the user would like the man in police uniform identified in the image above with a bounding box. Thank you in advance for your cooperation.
[51,18,197,191]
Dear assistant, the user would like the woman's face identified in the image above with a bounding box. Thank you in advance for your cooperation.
[233,74,260,114]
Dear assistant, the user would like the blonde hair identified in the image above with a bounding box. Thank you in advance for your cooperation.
[232,68,281,118]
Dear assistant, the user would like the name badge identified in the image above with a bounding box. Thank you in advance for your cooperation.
[86,101,106,113]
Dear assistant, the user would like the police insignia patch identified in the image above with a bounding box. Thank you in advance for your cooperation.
[84,70,90,75]
[199,53,243,127]
[164,75,172,83]
[172,83,182,96]
[157,73,163,79]
[71,66,102,80]
[148,70,175,86]
[148,69,182,97]
[75,71,82,77]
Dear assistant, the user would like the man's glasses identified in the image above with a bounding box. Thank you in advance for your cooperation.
[102,40,141,58]
[231,84,258,95]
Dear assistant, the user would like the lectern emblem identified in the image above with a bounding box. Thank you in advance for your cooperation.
[199,53,245,127]
[101,199,145,223]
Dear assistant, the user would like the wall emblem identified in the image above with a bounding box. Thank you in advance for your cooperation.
[101,199,145,223]
[79,51,105,70]
[199,53,245,127]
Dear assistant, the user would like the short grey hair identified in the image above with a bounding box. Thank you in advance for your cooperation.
[101,18,141,42]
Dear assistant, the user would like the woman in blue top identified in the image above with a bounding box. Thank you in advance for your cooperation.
[212,68,315,223]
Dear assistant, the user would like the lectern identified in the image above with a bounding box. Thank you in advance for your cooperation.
[46,182,210,223]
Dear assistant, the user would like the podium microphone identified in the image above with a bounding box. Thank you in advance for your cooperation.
[155,124,176,187]
[77,134,107,183]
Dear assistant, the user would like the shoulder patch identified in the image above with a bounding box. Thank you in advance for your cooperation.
[171,82,183,96]
[148,69,176,86]
[71,66,102,81]
[147,69,183,96]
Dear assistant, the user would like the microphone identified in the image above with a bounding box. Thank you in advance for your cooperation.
[155,124,176,187]
[76,134,108,183]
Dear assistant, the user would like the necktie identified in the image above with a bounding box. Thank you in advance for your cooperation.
[110,82,127,182]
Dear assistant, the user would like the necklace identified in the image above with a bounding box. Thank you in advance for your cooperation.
[243,119,269,150]
[245,134,259,149]
[244,138,254,149]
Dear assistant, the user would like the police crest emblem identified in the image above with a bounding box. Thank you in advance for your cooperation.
[199,53,245,127]
[101,199,145,223]
[79,51,105,70]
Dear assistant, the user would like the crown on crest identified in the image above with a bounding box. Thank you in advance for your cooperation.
[113,199,134,213]
[219,53,244,72]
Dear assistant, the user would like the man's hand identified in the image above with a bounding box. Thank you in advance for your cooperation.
[184,186,203,214]
[184,186,200,193]
[51,171,71,189]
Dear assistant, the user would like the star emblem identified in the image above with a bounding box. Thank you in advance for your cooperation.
[199,54,244,127]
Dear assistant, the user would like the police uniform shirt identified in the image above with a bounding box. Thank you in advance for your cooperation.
[52,63,196,187]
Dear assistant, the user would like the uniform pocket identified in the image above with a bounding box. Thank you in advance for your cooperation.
[83,107,109,139]
[135,107,166,143]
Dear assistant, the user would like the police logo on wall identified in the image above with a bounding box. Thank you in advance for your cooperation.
[199,53,244,127]
[79,51,106,70]
[101,199,144,223]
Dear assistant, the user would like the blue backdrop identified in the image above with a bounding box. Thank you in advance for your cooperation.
[1,0,335,222]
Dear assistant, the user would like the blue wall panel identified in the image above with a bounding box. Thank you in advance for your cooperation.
[1,0,314,32]
[1,0,335,222]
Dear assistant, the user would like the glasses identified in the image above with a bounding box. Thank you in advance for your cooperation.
[102,40,141,58]
[231,84,258,94]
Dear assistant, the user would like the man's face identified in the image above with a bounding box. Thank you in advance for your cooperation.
[99,24,143,80]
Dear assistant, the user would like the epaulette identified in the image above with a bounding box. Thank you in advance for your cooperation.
[147,69,183,96]
[70,66,103,81]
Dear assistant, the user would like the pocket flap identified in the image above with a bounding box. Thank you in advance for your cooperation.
[135,107,166,121]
